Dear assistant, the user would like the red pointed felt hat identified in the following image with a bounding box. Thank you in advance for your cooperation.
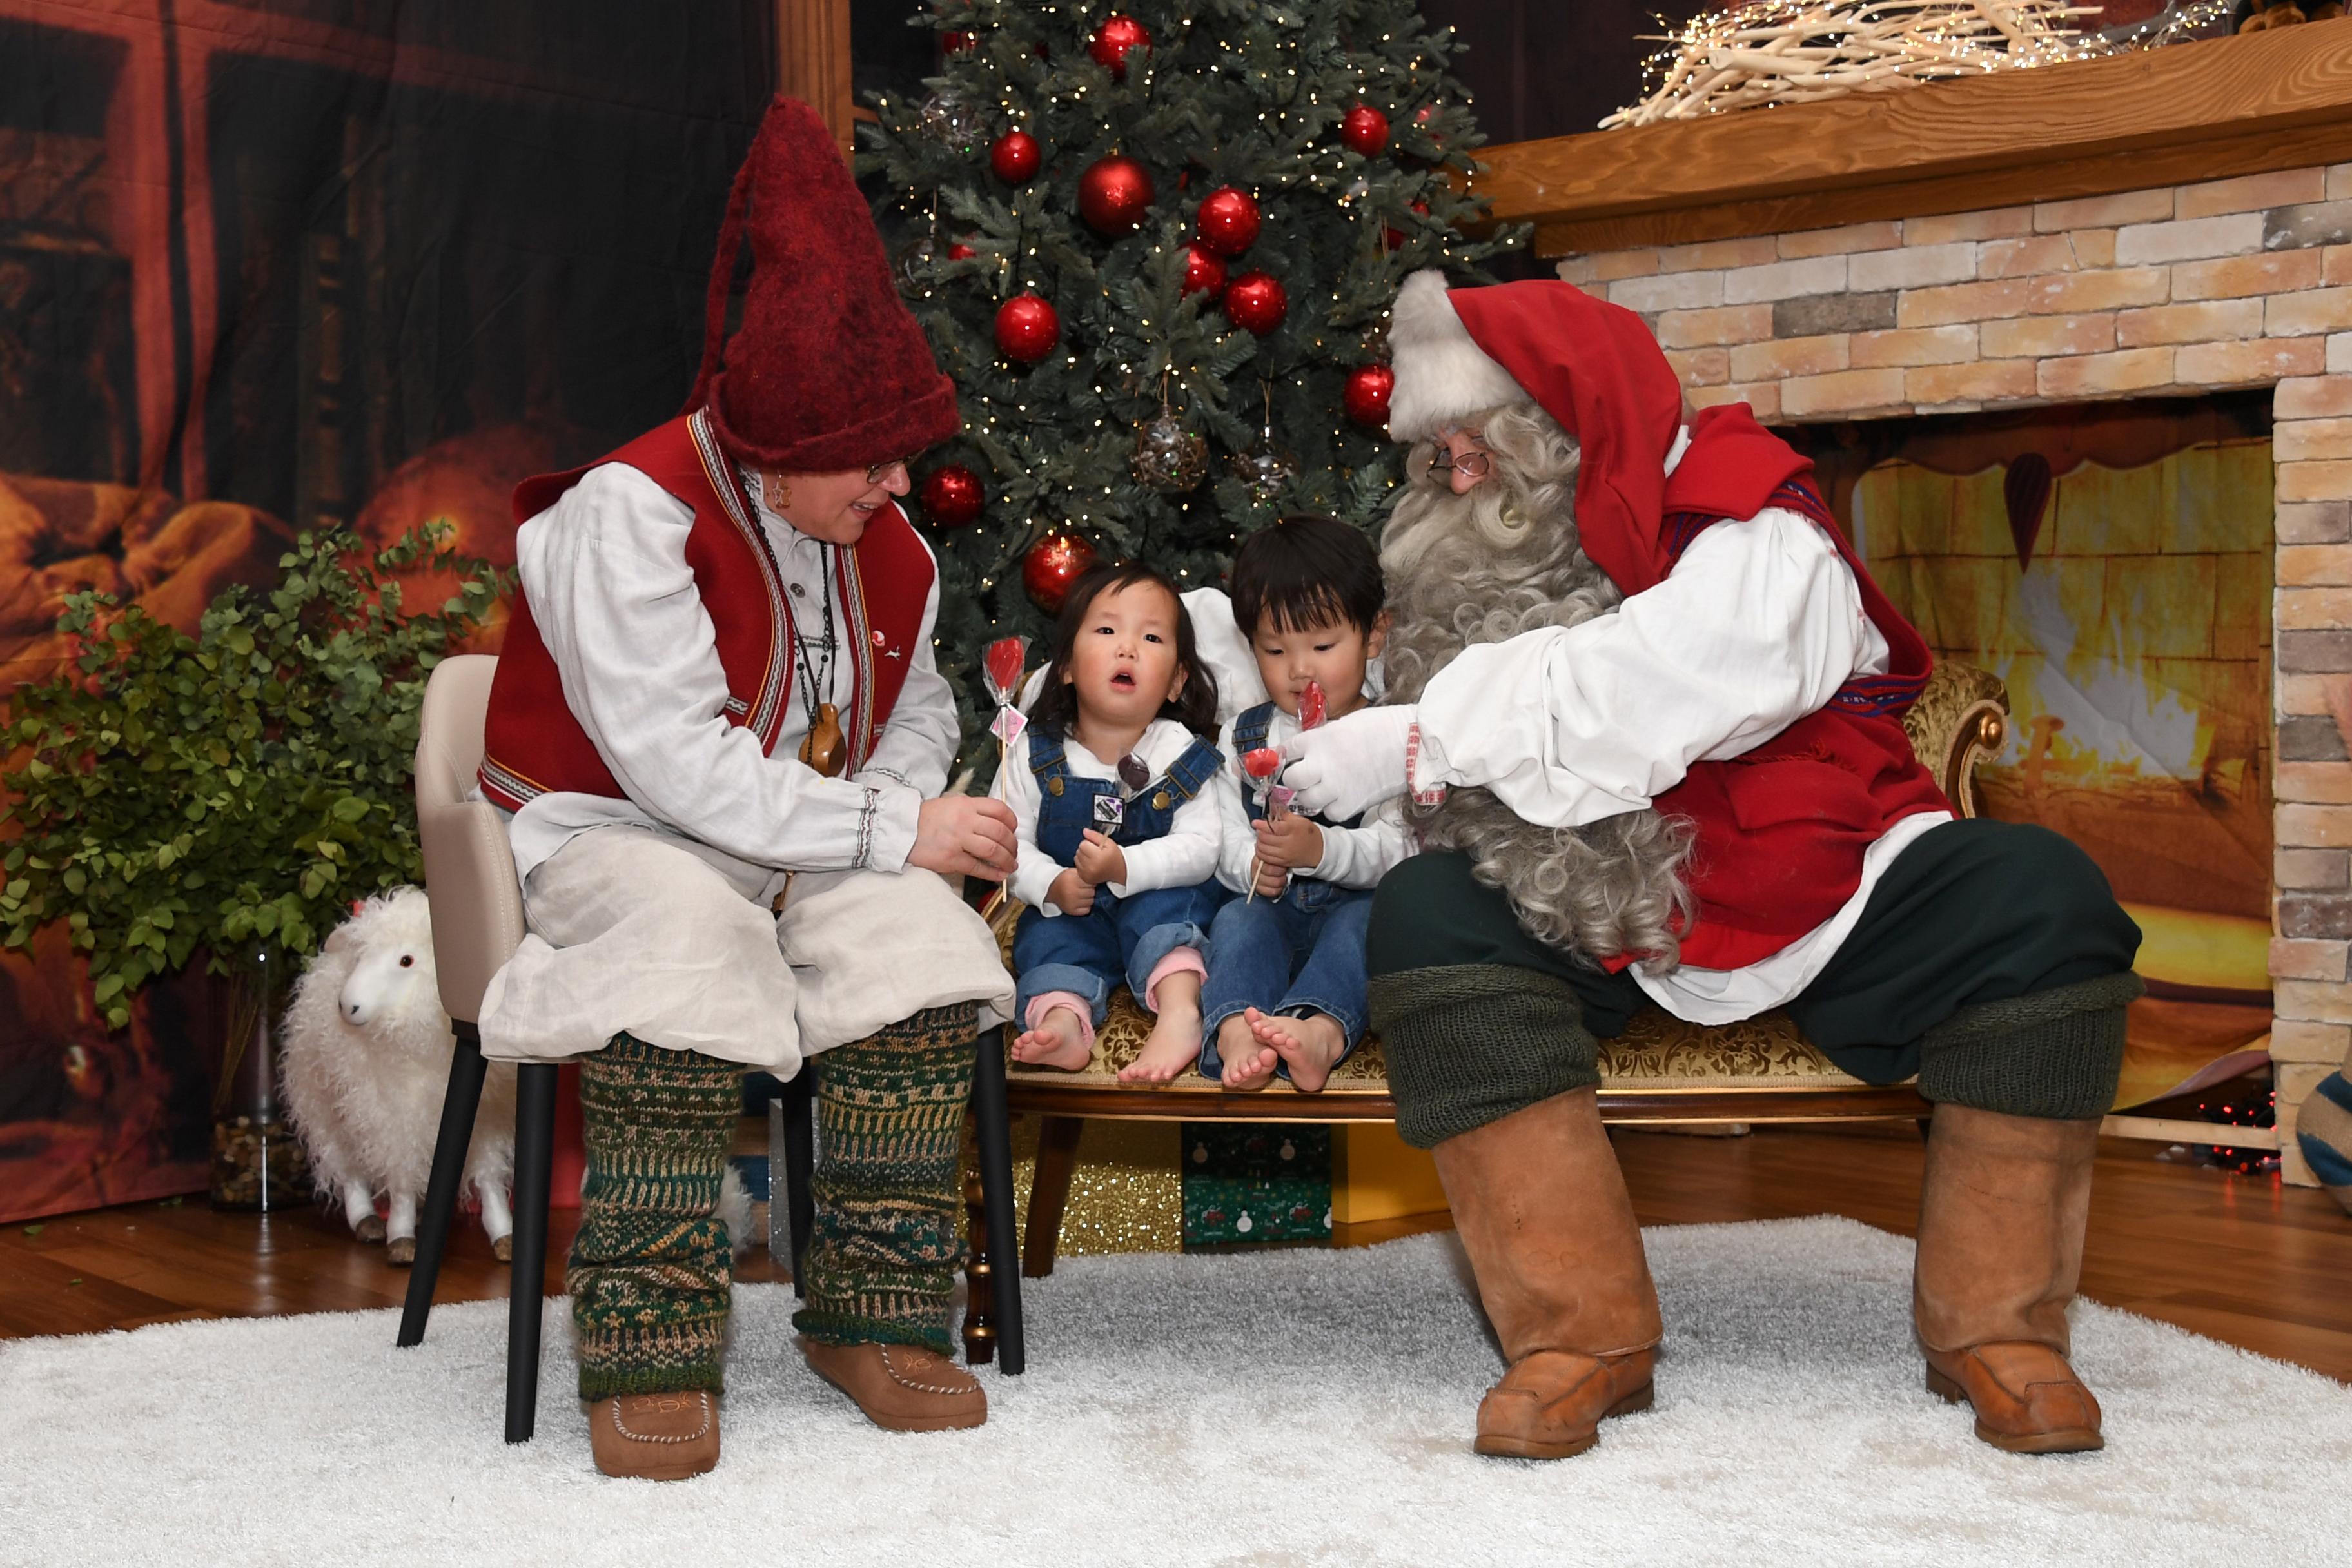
[1387,269,1807,594]
[687,97,961,471]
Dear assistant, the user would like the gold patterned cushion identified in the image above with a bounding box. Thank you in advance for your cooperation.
[1001,986,1879,1095]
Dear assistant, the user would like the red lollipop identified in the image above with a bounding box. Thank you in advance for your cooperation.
[1241,748,1282,781]
[1298,680,1327,730]
[984,636,1029,705]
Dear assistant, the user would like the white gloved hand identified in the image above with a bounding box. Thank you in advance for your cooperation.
[1279,703,1419,821]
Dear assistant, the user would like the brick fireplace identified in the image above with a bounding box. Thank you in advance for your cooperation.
[1475,22,2352,1184]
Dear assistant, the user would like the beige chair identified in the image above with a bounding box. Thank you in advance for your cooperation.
[393,654,558,1444]
[391,656,883,1435]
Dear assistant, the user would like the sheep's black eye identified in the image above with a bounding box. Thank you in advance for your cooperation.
[399,955,415,968]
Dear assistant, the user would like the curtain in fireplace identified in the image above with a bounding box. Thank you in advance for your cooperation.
[1792,396,2277,1108]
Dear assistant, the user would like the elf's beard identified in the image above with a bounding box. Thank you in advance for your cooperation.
[1378,406,1694,971]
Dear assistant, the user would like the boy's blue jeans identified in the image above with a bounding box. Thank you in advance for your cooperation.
[1013,882,1223,1026]
[1200,883,1373,1077]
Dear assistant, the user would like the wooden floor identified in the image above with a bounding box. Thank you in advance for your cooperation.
[6,1124,2348,1380]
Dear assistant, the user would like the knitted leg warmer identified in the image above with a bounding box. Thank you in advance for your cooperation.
[569,1032,741,1400]
[1367,963,1598,1150]
[1917,972,2144,1121]
[792,1003,978,1354]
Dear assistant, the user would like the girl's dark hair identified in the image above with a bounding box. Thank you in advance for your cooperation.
[1026,561,1220,741]
[1230,513,1385,637]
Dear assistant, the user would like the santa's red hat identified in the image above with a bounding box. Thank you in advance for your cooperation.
[1386,268,1805,594]
[687,97,960,471]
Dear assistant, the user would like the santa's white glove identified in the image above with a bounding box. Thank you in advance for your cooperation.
[1279,703,1419,821]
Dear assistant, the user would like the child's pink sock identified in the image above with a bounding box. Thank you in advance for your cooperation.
[1142,947,1206,1012]
[1023,992,1096,1054]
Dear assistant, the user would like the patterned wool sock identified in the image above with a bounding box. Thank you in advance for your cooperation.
[2295,1070,2352,1215]
[793,1002,978,1354]
[568,1032,741,1400]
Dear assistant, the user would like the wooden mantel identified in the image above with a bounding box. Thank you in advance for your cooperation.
[1476,18,2352,257]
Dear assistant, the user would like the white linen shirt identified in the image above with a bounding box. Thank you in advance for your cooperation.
[1409,430,1952,1024]
[994,717,1222,915]
[498,462,960,885]
[1212,697,1411,895]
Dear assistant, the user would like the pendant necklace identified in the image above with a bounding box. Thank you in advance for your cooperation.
[794,547,846,778]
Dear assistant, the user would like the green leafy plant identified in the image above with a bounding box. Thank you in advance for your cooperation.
[1,524,509,1030]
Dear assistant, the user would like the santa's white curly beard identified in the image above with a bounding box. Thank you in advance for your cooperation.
[1379,402,1695,971]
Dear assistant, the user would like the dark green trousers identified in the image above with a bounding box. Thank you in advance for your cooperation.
[1366,819,2144,1148]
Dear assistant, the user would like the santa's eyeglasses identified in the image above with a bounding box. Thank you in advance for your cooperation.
[1422,447,1492,481]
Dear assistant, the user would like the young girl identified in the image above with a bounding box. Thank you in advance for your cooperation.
[997,563,1226,1084]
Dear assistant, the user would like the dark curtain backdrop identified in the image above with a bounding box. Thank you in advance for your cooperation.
[0,0,770,1221]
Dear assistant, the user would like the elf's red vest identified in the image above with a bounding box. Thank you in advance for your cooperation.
[478,410,934,812]
[1629,472,1951,972]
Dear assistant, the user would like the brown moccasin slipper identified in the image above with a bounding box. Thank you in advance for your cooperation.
[799,1337,986,1432]
[587,1391,721,1480]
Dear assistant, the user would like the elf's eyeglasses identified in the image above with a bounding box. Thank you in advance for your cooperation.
[865,457,914,484]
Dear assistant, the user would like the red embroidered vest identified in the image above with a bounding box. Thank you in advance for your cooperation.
[478,410,934,812]
[1628,475,1950,973]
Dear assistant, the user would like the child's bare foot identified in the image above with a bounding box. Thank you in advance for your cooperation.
[1121,974,1204,1084]
[1217,1011,1278,1091]
[1010,1007,1092,1072]
[1250,1010,1349,1093]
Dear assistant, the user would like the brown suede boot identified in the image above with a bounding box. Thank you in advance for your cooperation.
[586,1391,721,1480]
[1914,1103,2105,1455]
[1433,1086,1663,1460]
[800,1338,987,1432]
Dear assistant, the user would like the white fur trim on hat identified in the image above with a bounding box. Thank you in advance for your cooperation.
[1385,270,1528,443]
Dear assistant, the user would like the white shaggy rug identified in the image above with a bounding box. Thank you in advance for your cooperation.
[3,1217,2348,1567]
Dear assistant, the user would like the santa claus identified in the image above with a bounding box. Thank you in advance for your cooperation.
[1281,271,2143,1460]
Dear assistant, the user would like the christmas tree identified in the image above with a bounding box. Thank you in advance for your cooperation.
[859,0,1524,773]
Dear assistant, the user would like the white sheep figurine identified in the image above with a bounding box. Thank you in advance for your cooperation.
[282,887,517,1264]
[282,887,756,1265]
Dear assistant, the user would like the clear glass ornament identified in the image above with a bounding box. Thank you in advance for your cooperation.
[917,92,986,152]
[1229,438,1300,504]
[1129,410,1209,491]
[893,233,937,295]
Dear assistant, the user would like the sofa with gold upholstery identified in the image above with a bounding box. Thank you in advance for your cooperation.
[969,662,2008,1301]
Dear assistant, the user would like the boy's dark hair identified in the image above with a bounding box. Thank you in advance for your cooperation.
[1025,561,1220,741]
[1229,513,1385,638]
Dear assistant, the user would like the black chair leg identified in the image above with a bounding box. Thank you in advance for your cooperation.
[505,1061,560,1444]
[780,1066,816,1299]
[970,1026,1025,1375]
[397,1022,489,1349]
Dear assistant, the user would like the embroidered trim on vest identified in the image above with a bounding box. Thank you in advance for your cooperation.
[838,542,877,773]
[689,409,794,745]
[479,755,551,808]
[1659,476,1928,720]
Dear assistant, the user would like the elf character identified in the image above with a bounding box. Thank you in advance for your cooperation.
[473,98,1019,1479]
[1281,271,2143,1462]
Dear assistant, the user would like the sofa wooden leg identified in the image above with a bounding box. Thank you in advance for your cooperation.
[1024,1115,1084,1279]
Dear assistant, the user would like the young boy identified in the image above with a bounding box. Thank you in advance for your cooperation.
[1202,514,1411,1092]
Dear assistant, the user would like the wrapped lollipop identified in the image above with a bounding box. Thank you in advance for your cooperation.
[983,635,1029,767]
[1240,747,1284,902]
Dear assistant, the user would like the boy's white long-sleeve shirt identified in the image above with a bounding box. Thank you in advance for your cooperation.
[1212,703,1410,895]
[993,717,1223,916]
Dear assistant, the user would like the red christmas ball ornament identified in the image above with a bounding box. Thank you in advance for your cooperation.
[1221,271,1287,337]
[1024,532,1099,614]
[941,29,977,53]
[946,240,977,260]
[1078,155,1155,237]
[1343,364,1395,429]
[919,465,986,527]
[990,129,1041,184]
[1340,104,1391,157]
[1088,14,1152,80]
[1384,200,1430,251]
[1195,186,1261,257]
[1179,242,1226,297]
[994,293,1061,362]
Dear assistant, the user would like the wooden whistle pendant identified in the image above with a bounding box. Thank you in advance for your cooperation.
[800,702,846,778]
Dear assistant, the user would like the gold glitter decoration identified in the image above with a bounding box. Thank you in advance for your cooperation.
[992,1114,1185,1256]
